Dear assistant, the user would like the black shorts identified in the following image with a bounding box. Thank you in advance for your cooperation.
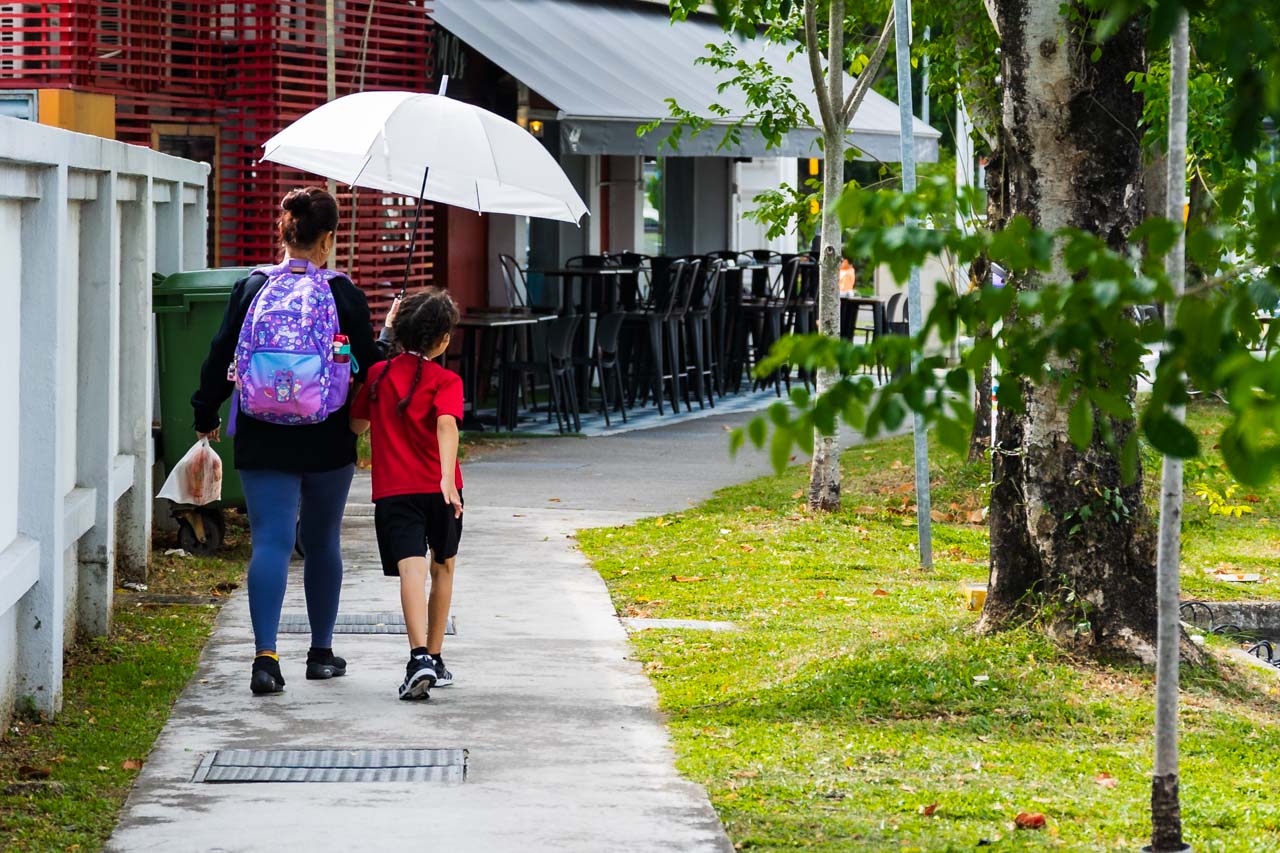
[373,492,464,576]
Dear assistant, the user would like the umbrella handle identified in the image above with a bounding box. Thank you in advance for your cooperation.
[399,165,430,298]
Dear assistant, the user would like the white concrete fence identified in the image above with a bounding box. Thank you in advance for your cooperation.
[0,117,209,723]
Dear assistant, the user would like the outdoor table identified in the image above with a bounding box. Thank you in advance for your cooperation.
[455,312,557,431]
[535,266,641,315]
[840,294,885,340]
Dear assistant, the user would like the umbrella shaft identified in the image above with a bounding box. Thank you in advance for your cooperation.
[400,165,430,298]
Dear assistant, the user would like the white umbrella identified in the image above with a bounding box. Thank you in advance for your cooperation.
[260,85,589,291]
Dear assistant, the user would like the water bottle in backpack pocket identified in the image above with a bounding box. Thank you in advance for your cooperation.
[235,259,352,425]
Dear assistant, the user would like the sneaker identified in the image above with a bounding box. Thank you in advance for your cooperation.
[250,655,285,695]
[398,654,436,701]
[306,648,347,680]
[431,654,453,687]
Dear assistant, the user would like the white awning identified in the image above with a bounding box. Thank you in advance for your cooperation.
[428,0,940,162]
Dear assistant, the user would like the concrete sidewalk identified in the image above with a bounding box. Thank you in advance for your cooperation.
[110,413,775,852]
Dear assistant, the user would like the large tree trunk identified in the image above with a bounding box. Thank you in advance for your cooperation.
[807,0,846,512]
[979,0,1156,657]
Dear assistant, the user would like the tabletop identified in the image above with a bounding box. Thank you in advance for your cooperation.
[535,266,642,277]
[456,313,556,328]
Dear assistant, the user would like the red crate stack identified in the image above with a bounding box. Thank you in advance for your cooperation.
[2,1,438,322]
[218,1,437,323]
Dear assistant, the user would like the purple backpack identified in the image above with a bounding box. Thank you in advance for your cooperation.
[233,259,351,425]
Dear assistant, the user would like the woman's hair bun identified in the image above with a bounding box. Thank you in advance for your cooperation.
[282,188,313,215]
[277,186,339,250]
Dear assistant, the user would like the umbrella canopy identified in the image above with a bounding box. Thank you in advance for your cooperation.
[261,90,589,224]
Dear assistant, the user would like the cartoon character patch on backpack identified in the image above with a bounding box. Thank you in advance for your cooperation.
[266,369,302,404]
[233,259,353,425]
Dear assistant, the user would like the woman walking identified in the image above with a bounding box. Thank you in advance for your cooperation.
[192,187,381,695]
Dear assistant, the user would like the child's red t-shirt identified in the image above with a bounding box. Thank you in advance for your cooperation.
[351,354,464,501]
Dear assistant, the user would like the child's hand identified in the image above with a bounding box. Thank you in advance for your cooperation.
[384,295,402,330]
[441,480,463,519]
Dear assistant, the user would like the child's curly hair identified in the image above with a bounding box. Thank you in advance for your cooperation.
[369,288,460,415]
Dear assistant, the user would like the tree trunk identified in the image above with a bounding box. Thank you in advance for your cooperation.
[979,0,1156,657]
[809,126,845,511]
[807,0,846,513]
[967,156,1005,463]
[1150,10,1190,851]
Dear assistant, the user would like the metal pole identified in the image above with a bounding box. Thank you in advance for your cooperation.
[325,0,338,266]
[399,166,430,298]
[921,26,930,127]
[1151,10,1189,852]
[893,0,932,567]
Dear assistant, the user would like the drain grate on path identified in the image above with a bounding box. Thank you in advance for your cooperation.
[277,612,455,635]
[193,748,467,783]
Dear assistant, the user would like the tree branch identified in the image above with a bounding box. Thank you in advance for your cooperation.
[827,0,846,125]
[805,0,836,131]
[983,0,1000,36]
[841,8,896,128]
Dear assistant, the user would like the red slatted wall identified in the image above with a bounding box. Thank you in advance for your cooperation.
[1,1,438,323]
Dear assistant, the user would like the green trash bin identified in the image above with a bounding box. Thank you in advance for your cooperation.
[153,267,253,554]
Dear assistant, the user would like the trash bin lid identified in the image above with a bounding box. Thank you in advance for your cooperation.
[154,267,255,296]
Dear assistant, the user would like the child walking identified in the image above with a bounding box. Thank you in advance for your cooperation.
[350,289,464,700]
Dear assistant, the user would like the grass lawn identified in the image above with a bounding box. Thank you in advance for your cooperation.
[577,399,1280,851]
[0,517,249,852]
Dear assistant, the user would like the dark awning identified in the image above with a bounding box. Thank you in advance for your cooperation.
[428,0,940,162]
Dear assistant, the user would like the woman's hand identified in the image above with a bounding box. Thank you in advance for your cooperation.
[197,428,221,443]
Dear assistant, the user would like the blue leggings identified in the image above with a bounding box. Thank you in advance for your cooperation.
[240,465,354,653]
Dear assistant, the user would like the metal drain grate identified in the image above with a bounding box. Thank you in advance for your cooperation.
[277,612,455,635]
[193,748,467,783]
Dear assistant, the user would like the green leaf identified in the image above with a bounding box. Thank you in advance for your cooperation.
[1143,412,1200,459]
[1068,396,1094,449]
[936,417,969,455]
[729,427,745,458]
[1131,216,1180,257]
[1120,430,1140,485]
[769,429,792,473]
[945,368,970,394]
[747,416,767,449]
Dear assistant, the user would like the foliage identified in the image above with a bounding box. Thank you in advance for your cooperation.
[579,426,1280,850]
[733,170,1280,485]
[1095,0,1280,157]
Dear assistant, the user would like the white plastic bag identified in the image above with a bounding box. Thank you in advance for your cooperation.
[158,438,223,506]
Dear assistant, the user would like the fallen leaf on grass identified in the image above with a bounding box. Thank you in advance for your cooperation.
[122,759,144,771]
[894,482,914,494]
[920,802,939,816]
[671,575,704,583]
[1095,772,1118,789]
[17,765,51,780]
[739,543,756,553]
[872,588,890,596]
[732,769,759,779]
[654,517,669,527]
[548,497,562,503]
[967,509,986,524]
[97,765,109,772]
[930,510,947,522]
[213,581,238,594]
[791,489,805,499]
[1014,812,1046,830]
[891,459,905,470]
